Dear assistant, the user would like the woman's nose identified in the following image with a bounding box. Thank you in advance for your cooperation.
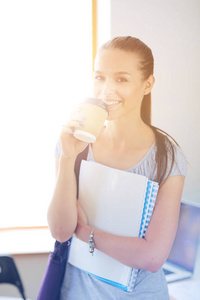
[101,79,115,95]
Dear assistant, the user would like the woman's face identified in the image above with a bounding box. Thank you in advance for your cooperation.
[93,48,151,121]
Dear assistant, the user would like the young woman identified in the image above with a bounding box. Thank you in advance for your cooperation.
[47,36,187,299]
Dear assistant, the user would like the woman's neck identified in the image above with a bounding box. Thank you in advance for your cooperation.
[102,116,155,149]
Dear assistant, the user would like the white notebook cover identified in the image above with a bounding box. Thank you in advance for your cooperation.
[68,160,158,291]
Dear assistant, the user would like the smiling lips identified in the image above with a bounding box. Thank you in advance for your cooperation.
[102,99,122,107]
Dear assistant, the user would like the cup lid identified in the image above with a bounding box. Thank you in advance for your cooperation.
[84,98,109,112]
[74,130,96,143]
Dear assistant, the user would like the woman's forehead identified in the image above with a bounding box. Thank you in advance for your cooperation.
[94,48,140,73]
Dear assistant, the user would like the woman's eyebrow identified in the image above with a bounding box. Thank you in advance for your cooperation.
[94,71,131,76]
[114,71,131,76]
[94,70,103,74]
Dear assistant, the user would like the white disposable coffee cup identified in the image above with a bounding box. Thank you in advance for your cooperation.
[74,98,108,143]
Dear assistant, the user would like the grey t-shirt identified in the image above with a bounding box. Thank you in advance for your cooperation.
[86,142,187,181]
[56,141,187,300]
[55,142,187,182]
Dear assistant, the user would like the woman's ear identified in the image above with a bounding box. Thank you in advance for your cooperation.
[144,75,155,95]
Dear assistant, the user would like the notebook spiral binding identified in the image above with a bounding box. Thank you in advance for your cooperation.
[127,181,159,292]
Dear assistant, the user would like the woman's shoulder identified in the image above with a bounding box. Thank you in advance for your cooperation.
[165,138,187,179]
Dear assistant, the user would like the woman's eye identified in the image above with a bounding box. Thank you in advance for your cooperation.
[116,77,127,82]
[94,76,103,80]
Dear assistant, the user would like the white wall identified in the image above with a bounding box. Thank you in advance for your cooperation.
[98,0,200,203]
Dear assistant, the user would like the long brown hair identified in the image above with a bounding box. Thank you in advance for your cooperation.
[101,36,178,184]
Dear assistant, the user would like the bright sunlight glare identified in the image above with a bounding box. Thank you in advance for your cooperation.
[0,0,92,227]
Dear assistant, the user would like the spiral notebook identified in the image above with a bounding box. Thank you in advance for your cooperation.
[68,160,159,292]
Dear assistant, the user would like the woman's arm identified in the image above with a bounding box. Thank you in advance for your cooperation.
[47,116,88,243]
[75,175,185,272]
[47,155,78,242]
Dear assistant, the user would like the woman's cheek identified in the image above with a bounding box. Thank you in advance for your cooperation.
[92,84,101,98]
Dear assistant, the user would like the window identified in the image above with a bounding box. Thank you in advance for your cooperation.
[0,0,94,228]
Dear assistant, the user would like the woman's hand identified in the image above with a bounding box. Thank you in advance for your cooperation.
[60,110,88,159]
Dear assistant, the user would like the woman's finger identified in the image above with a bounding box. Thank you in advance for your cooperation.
[63,119,84,131]
[61,126,75,134]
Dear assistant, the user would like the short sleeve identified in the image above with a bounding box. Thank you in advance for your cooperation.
[54,139,61,158]
[165,144,187,179]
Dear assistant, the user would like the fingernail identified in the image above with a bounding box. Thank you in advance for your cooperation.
[81,116,86,120]
[79,123,84,127]
[71,129,75,133]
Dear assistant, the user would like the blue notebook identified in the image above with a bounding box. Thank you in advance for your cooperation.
[68,160,159,292]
